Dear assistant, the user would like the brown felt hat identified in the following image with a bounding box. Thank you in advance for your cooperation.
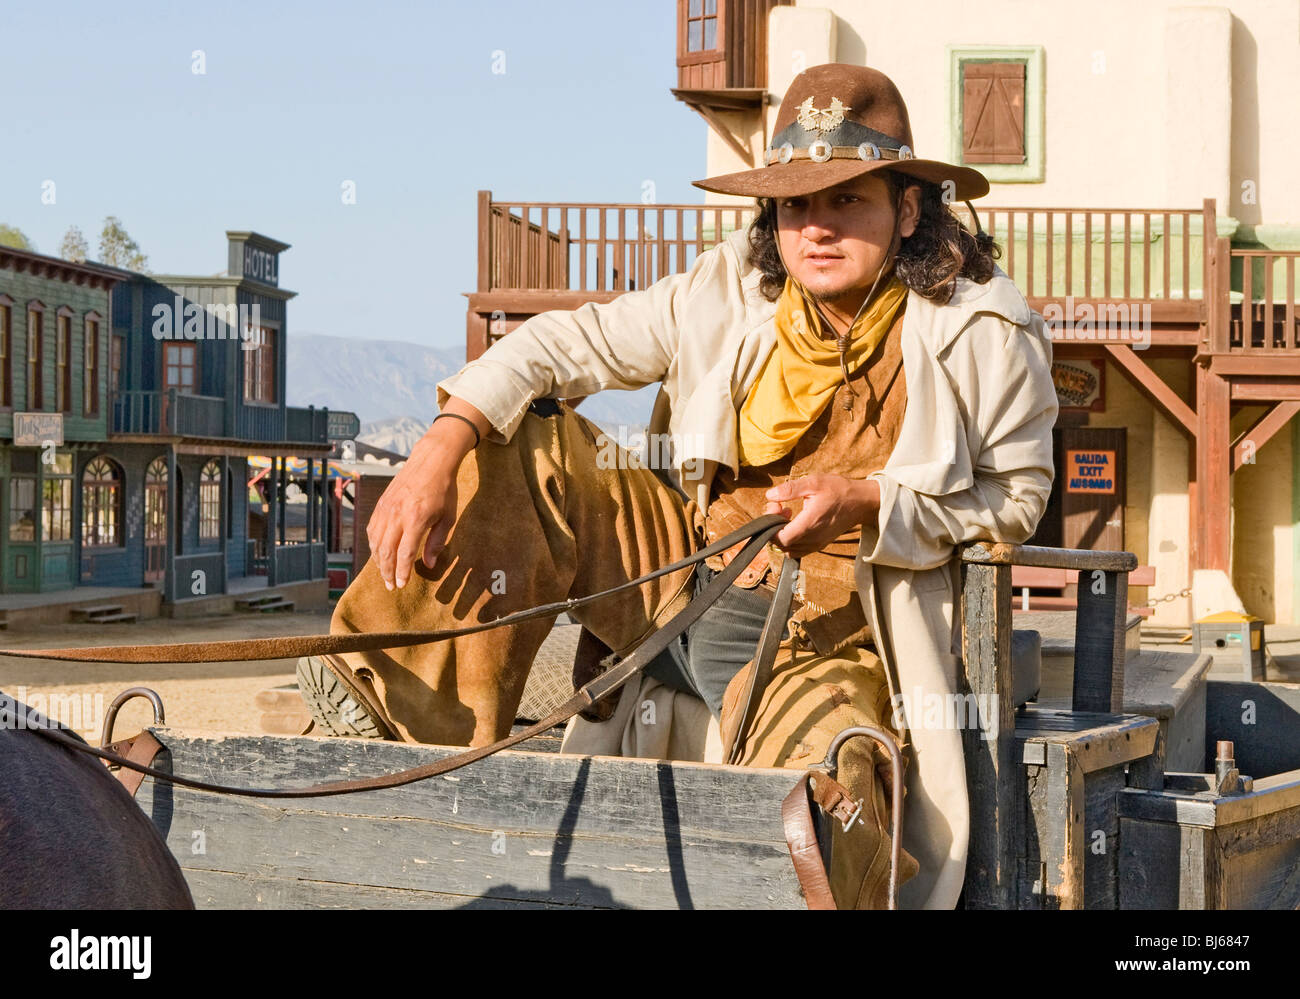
[693,63,989,202]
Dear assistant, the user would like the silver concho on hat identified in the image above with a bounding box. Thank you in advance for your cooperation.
[778,142,794,164]
[857,142,881,161]
[898,145,915,160]
[808,139,832,163]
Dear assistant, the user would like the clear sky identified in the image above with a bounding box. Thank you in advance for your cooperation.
[2,0,707,350]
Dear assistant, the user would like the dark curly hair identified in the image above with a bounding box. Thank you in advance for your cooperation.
[747,171,1001,305]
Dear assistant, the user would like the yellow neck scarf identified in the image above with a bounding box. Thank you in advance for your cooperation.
[738,274,907,466]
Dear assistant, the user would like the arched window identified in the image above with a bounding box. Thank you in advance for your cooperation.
[82,456,123,547]
[200,460,222,541]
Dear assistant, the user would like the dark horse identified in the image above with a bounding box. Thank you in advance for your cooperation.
[0,692,193,909]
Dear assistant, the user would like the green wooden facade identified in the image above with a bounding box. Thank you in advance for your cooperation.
[0,250,116,592]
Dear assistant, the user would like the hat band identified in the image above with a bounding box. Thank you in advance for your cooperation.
[764,142,916,166]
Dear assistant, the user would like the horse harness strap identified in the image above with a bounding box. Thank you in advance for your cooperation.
[19,517,795,802]
[7,513,901,910]
[103,731,166,798]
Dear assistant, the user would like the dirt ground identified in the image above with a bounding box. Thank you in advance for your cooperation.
[0,609,334,742]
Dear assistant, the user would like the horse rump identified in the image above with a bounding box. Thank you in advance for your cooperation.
[0,692,194,909]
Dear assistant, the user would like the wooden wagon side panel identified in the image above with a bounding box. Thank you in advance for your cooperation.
[134,730,808,910]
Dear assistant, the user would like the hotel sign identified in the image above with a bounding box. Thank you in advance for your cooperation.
[327,410,361,441]
[13,412,64,447]
[241,245,279,286]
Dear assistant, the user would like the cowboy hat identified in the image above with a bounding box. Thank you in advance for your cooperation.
[693,63,989,202]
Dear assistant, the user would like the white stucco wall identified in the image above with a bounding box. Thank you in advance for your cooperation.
[699,0,1300,230]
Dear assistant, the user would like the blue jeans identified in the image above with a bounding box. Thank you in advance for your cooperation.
[644,561,788,718]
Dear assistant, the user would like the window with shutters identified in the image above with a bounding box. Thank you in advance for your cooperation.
[0,298,11,408]
[56,310,72,413]
[947,46,1045,183]
[84,315,100,416]
[962,62,1026,164]
[26,303,44,410]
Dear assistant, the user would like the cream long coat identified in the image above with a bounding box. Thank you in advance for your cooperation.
[438,225,1058,909]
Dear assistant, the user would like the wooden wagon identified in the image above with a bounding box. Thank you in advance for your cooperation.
[126,540,1300,909]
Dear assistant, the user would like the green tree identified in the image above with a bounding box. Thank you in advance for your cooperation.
[0,224,35,251]
[98,216,148,272]
[59,225,88,263]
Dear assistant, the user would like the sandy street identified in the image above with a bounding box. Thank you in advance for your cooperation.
[0,609,333,742]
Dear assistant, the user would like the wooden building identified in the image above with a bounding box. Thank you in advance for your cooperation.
[0,232,332,606]
[465,2,1300,627]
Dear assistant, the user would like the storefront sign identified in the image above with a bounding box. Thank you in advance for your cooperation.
[13,412,64,447]
[1066,449,1116,493]
[1052,359,1105,411]
[327,410,361,441]
[242,245,279,286]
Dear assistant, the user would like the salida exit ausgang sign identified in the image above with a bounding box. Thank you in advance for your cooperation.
[1066,450,1116,493]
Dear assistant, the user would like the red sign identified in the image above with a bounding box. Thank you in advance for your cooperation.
[1066,450,1116,493]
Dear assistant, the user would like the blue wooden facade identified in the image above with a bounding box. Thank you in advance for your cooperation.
[0,233,332,602]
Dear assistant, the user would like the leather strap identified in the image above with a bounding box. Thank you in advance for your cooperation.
[103,731,166,798]
[782,772,838,910]
[0,516,788,665]
[727,553,800,764]
[19,519,788,800]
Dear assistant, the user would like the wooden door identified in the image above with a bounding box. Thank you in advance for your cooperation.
[144,457,168,583]
[1060,427,1126,552]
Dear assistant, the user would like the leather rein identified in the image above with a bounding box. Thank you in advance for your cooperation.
[2,515,798,800]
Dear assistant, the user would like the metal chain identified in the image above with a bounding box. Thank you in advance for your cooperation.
[1147,586,1193,606]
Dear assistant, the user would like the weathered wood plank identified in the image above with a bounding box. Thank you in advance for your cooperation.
[962,543,1137,572]
[135,730,807,910]
[1043,741,1085,909]
[1083,764,1126,908]
[961,561,1017,909]
[1073,568,1128,713]
[184,868,581,909]
[1205,680,1300,776]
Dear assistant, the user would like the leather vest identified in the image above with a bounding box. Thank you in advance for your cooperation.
[705,305,908,656]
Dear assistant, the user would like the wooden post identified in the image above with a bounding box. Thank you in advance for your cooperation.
[306,452,316,545]
[1195,365,1231,572]
[1072,567,1129,712]
[960,559,1017,909]
[265,456,278,586]
[165,445,177,602]
[466,309,490,362]
[476,190,491,293]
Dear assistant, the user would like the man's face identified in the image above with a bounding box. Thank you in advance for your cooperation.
[775,172,921,307]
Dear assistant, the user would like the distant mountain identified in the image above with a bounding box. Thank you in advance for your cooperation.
[357,416,427,457]
[287,333,462,424]
[289,332,659,438]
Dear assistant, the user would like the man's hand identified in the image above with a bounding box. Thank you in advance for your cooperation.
[366,398,490,590]
[763,474,881,558]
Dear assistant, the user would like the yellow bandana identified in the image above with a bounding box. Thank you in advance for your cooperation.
[738,274,907,466]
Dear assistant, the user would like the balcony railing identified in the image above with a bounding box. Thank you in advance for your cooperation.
[110,390,329,444]
[1219,248,1300,353]
[474,193,1300,358]
[480,194,757,294]
[272,541,326,585]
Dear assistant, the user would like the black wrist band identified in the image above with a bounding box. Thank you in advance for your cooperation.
[433,412,481,448]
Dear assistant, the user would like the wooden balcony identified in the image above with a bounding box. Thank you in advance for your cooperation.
[466,191,1300,576]
[110,389,330,446]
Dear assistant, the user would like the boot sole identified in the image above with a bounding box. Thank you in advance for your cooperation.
[295,656,389,739]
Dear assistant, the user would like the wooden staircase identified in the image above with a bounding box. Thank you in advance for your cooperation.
[69,604,138,625]
[235,593,296,613]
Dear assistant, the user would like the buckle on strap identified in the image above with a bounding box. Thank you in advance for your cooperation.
[839,797,865,833]
[808,770,865,831]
